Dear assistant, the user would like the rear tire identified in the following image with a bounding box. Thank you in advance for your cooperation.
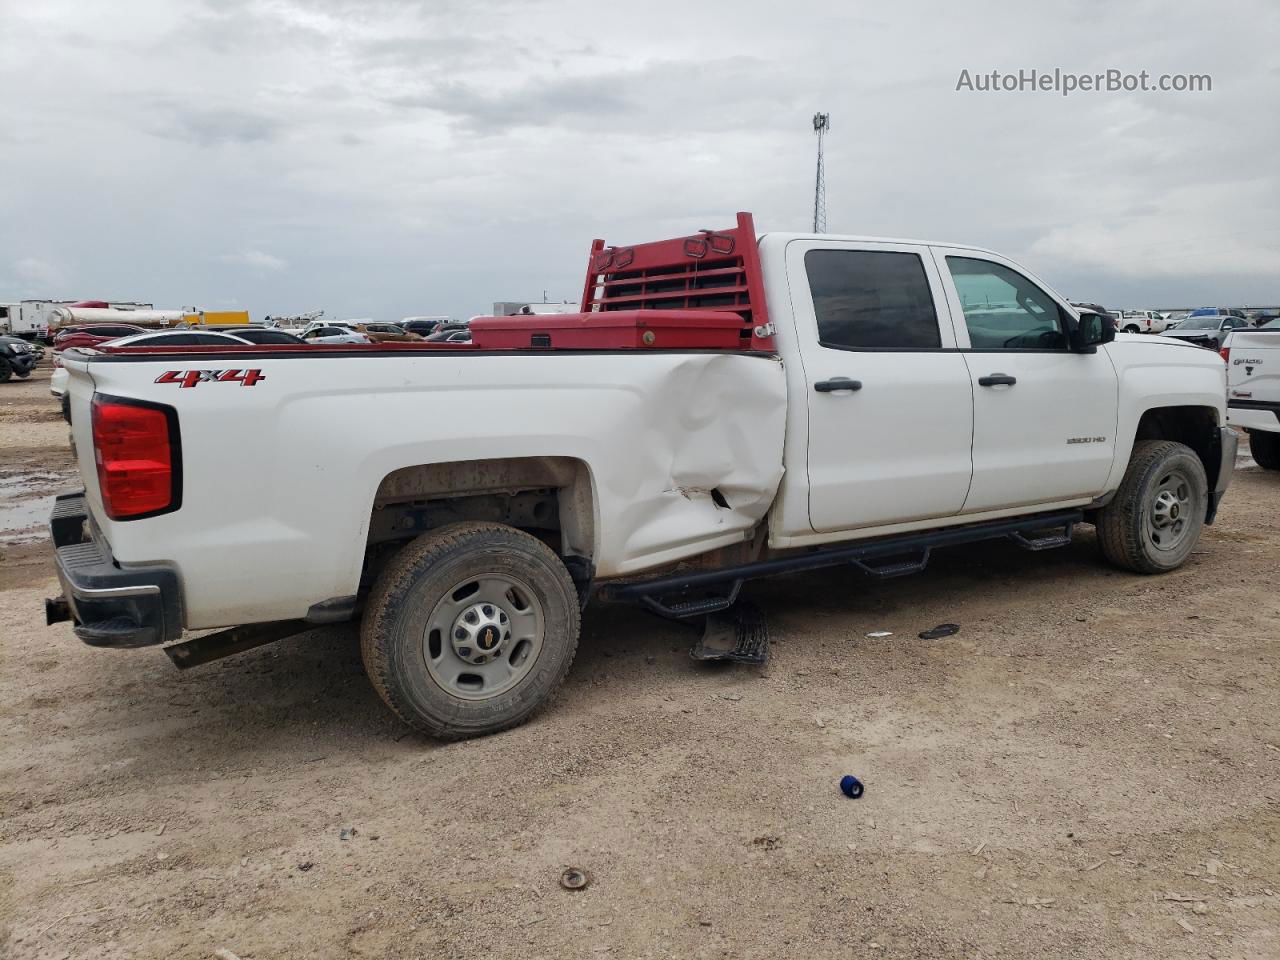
[1097,439,1207,573]
[1250,430,1280,470]
[1123,324,1142,334]
[360,522,581,740]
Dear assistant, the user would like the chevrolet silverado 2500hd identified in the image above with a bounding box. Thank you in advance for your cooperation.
[1224,320,1280,469]
[48,213,1236,739]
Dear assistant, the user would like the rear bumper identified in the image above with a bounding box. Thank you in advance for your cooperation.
[46,491,184,648]
[1227,400,1280,432]
[1207,426,1238,525]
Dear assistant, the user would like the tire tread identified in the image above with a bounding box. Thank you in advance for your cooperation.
[1250,431,1280,470]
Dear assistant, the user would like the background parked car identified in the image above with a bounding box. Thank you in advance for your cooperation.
[1188,307,1249,322]
[1159,313,1251,350]
[0,335,38,382]
[299,320,359,338]
[53,323,148,352]
[102,330,256,348]
[300,325,370,344]
[401,319,447,337]
[1246,308,1280,326]
[198,325,305,345]
[423,322,471,342]
[1114,309,1169,333]
[357,322,424,342]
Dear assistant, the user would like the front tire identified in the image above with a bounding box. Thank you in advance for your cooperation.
[1249,430,1280,470]
[1097,440,1207,573]
[360,522,581,740]
[0,358,11,383]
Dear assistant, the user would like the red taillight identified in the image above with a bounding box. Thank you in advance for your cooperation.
[91,397,179,519]
[1220,346,1230,363]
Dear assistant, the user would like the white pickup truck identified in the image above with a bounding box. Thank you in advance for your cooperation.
[1224,320,1280,469]
[48,213,1236,739]
[1115,310,1170,334]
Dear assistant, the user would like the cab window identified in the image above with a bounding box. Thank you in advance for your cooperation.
[945,257,1067,350]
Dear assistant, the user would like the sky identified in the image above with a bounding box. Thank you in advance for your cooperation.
[1,0,1277,321]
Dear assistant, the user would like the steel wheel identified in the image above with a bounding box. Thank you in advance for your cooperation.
[1143,467,1199,556]
[1098,439,1207,574]
[423,573,545,701]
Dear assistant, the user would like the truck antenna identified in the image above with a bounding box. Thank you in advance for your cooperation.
[812,112,830,233]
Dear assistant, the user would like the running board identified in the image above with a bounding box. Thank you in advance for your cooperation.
[1007,522,1075,551]
[600,509,1083,611]
[640,580,743,620]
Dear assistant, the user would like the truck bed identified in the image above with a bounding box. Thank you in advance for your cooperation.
[62,346,787,629]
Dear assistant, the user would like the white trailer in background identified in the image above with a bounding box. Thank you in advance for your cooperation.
[0,300,157,342]
[491,301,580,316]
[5,300,73,341]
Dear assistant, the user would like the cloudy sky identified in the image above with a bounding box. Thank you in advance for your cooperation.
[1,0,1277,321]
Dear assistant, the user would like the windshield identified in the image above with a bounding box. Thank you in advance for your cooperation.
[1175,317,1223,330]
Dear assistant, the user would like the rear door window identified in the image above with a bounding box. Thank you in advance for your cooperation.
[804,249,941,350]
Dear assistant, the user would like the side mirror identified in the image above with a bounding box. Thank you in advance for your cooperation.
[1069,310,1115,353]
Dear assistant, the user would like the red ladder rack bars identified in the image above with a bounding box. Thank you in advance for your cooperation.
[578,211,775,352]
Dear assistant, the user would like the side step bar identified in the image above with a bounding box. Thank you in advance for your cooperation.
[600,510,1082,616]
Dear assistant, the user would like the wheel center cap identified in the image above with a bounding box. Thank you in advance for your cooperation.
[451,602,510,665]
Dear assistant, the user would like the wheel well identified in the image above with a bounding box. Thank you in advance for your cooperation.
[1133,405,1221,488]
[362,457,596,585]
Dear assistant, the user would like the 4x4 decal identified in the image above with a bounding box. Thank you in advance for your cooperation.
[155,369,266,388]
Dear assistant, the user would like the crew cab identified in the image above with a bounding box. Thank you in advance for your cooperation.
[47,213,1236,739]
[1224,318,1280,469]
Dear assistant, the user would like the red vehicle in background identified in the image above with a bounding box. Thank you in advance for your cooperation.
[53,323,147,352]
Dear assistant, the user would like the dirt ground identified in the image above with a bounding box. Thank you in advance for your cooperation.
[1,361,1278,960]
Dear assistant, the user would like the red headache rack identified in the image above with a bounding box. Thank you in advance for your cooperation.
[468,212,775,352]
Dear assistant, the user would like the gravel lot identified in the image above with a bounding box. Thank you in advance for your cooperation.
[2,361,1278,960]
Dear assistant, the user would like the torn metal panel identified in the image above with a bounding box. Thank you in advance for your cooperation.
[606,353,787,574]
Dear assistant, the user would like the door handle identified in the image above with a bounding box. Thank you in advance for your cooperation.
[978,373,1017,387]
[814,377,863,393]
